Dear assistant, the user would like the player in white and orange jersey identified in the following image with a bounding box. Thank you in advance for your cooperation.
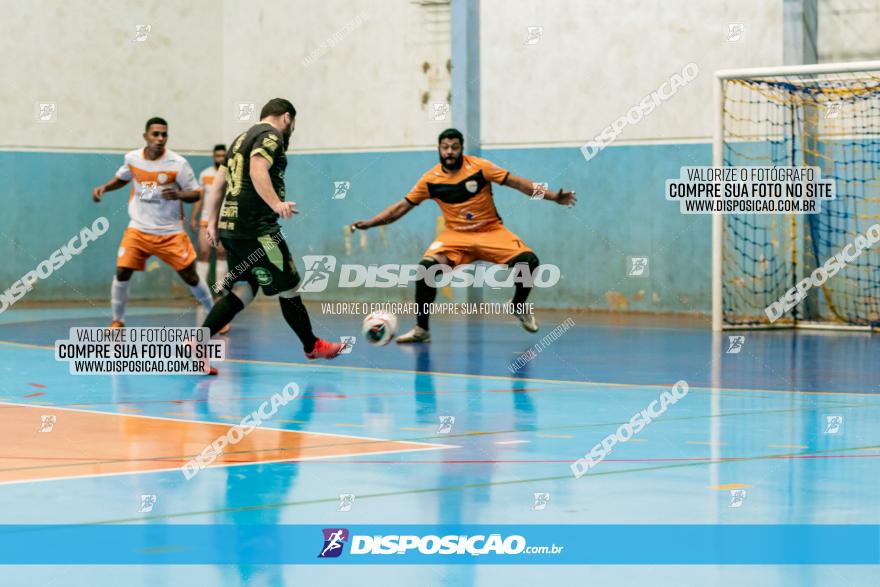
[190,144,229,291]
[91,117,218,328]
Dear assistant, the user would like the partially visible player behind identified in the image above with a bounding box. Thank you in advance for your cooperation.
[200,98,345,361]
[352,128,576,343]
[91,117,218,328]
[190,144,229,291]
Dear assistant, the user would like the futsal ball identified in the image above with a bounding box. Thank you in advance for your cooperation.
[362,311,398,346]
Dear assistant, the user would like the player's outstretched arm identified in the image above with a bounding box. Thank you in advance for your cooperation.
[190,197,203,232]
[91,177,129,202]
[352,199,414,230]
[503,173,577,207]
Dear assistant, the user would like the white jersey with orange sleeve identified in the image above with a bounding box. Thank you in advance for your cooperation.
[115,148,200,235]
[198,166,219,222]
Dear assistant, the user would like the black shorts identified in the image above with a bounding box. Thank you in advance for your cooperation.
[219,233,300,296]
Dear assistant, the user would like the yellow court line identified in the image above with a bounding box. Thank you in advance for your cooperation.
[222,355,880,398]
[334,423,364,428]
[3,338,880,398]
[0,340,49,350]
[536,433,574,439]
[164,412,192,418]
[767,444,808,449]
[708,483,751,490]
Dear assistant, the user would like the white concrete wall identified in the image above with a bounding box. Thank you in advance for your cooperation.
[0,0,221,152]
[480,0,783,147]
[819,0,880,62]
[10,0,880,154]
[0,0,453,154]
[220,0,452,152]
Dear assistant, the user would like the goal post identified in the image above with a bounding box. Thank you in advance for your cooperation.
[712,61,880,331]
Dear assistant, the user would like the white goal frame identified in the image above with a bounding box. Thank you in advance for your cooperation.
[711,60,880,331]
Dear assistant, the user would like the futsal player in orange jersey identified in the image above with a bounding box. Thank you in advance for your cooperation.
[352,128,576,342]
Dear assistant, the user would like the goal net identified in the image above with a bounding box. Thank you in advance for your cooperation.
[713,62,880,330]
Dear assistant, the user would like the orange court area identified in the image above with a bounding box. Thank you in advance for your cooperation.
[0,402,451,485]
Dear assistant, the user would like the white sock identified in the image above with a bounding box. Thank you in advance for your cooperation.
[189,279,214,311]
[196,261,210,285]
[215,259,228,289]
[111,277,130,322]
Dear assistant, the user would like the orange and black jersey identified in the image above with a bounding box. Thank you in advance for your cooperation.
[405,155,510,232]
[218,123,288,239]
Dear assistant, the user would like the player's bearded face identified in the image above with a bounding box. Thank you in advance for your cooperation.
[439,140,463,170]
[282,114,295,147]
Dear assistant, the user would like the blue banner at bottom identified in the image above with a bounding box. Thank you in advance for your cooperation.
[0,525,876,565]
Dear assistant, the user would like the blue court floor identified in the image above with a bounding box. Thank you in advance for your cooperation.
[0,302,877,586]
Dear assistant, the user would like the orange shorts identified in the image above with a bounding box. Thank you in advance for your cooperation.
[117,228,197,272]
[423,225,532,266]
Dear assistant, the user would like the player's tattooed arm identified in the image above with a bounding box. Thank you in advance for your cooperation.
[190,198,203,232]
[250,156,299,219]
[91,177,129,202]
[204,170,227,247]
[502,173,577,207]
[352,199,413,230]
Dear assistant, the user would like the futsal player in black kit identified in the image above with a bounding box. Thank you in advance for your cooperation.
[200,98,346,365]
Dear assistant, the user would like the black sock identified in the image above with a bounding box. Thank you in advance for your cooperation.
[279,295,318,352]
[416,258,441,330]
[509,252,540,306]
[202,292,244,335]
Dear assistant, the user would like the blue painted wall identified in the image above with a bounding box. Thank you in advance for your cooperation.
[0,143,712,313]
[0,150,211,305]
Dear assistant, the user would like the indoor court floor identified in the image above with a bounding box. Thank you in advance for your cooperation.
[0,302,877,586]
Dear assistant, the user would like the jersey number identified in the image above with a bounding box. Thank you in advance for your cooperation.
[226,153,245,197]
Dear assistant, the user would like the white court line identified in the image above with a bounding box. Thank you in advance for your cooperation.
[0,444,459,488]
[0,401,457,486]
[0,400,448,447]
